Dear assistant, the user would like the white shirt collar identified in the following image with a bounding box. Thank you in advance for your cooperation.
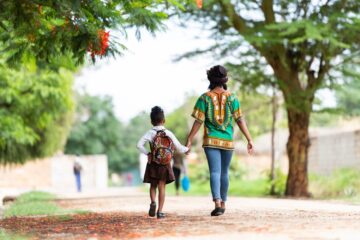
[152,125,165,131]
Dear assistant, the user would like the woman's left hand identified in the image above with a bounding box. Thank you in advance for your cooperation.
[247,140,254,155]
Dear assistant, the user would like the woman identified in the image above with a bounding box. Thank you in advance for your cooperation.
[186,65,253,216]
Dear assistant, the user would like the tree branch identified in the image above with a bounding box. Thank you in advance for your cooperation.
[217,0,248,34]
[261,0,275,24]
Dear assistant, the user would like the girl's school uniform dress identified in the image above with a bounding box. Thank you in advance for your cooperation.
[137,126,188,184]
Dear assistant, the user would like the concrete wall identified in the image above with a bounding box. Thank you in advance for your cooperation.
[308,130,360,175]
[0,159,52,188]
[0,154,108,191]
[234,129,360,176]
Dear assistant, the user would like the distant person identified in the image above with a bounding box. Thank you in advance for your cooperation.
[73,157,83,192]
[172,152,187,196]
[126,172,133,186]
[186,65,254,217]
[137,106,189,219]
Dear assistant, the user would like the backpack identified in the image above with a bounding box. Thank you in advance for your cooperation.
[150,130,175,165]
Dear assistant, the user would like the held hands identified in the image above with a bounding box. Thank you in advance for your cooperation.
[185,139,192,155]
[247,140,254,155]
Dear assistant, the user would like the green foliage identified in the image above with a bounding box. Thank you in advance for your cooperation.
[166,95,197,144]
[233,90,276,138]
[119,112,152,172]
[65,94,152,173]
[185,159,268,197]
[310,169,360,199]
[65,94,125,172]
[0,0,188,64]
[336,74,360,116]
[310,111,340,127]
[266,168,287,196]
[0,58,74,165]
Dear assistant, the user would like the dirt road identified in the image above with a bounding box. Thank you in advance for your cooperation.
[2,191,360,239]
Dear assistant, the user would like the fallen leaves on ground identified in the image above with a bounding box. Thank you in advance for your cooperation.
[0,212,214,239]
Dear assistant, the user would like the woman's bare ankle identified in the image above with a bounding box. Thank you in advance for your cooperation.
[214,200,221,208]
[221,201,225,209]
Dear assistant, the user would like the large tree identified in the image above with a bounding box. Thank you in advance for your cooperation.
[0,0,191,165]
[181,0,360,196]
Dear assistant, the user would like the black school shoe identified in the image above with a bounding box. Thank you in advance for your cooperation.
[211,207,224,216]
[148,202,156,217]
[157,212,165,219]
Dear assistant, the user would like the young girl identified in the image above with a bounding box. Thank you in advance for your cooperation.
[137,106,189,219]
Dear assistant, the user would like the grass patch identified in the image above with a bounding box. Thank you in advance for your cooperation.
[163,161,286,198]
[3,191,88,218]
[16,191,55,203]
[165,178,271,197]
[0,230,28,240]
[4,201,60,218]
[310,168,360,201]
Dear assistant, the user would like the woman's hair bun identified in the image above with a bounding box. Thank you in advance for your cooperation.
[207,65,228,83]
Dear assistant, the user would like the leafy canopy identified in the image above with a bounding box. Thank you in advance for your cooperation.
[0,0,193,64]
[181,0,360,111]
[0,55,74,164]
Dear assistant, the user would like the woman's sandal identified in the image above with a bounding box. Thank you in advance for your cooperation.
[148,202,156,217]
[210,207,224,216]
[157,212,165,219]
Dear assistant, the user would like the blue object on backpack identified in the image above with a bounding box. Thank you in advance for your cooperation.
[181,175,190,192]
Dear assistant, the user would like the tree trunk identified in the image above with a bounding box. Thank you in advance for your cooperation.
[285,108,311,197]
[270,88,278,195]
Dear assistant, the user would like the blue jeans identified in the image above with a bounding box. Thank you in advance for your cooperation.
[204,147,233,202]
[75,173,82,192]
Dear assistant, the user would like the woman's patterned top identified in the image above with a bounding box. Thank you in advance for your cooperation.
[192,91,242,150]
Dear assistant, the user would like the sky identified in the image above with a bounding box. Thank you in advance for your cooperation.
[75,20,336,123]
[75,21,214,122]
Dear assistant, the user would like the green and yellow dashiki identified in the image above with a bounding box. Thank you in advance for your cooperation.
[192,91,242,150]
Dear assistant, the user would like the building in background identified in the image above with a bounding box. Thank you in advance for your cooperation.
[235,128,360,176]
[0,154,108,192]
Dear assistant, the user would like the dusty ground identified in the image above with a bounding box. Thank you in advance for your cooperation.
[1,189,360,240]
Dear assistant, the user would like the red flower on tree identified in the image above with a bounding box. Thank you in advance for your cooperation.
[88,30,110,59]
[196,0,202,8]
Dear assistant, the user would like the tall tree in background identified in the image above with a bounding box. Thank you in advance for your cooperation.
[120,112,152,171]
[0,55,74,164]
[65,94,125,172]
[181,0,360,196]
[65,94,152,173]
